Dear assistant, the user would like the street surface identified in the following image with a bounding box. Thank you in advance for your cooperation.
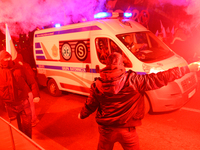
[1,80,200,150]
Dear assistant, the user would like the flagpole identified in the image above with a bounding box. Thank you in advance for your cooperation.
[5,23,11,54]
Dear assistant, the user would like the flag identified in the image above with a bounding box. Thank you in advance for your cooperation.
[5,24,17,60]
[160,20,166,38]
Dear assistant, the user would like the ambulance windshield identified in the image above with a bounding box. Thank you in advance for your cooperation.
[117,31,174,62]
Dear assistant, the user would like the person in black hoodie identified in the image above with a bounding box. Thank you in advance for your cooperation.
[78,52,199,150]
[0,50,37,138]
[14,53,40,127]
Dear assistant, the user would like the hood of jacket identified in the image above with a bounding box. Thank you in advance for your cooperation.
[0,50,13,69]
[96,52,126,95]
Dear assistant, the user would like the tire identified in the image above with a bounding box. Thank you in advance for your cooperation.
[47,79,62,97]
[144,94,151,114]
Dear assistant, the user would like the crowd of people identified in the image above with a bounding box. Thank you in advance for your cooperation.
[0,44,200,149]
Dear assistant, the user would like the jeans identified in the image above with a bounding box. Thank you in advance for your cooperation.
[98,125,140,150]
[28,92,37,123]
[5,99,32,138]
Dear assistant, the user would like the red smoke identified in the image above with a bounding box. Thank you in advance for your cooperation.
[0,0,106,36]
[0,0,199,37]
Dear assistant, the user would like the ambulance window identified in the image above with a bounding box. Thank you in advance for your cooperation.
[96,38,110,64]
[109,40,132,68]
[117,32,174,62]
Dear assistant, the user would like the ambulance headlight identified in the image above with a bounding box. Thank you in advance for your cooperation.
[143,63,164,74]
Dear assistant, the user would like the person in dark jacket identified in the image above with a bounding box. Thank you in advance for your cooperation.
[78,52,199,150]
[0,50,37,138]
[14,53,40,127]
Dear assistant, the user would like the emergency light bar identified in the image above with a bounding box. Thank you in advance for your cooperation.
[55,23,61,28]
[94,12,112,19]
[124,12,132,18]
[94,12,133,19]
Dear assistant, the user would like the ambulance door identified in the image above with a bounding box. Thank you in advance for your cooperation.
[77,39,94,94]
[59,39,93,96]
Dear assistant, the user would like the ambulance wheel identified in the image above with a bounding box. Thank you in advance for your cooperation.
[144,94,151,114]
[47,79,62,97]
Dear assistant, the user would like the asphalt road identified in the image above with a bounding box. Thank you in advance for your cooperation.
[31,82,200,150]
[1,82,200,150]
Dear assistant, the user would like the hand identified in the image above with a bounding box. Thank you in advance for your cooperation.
[78,113,81,119]
[33,97,40,103]
[188,62,200,72]
[28,92,33,100]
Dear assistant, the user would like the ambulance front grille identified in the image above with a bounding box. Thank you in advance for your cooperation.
[181,75,196,91]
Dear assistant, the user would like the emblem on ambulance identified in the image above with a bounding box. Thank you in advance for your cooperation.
[61,43,72,60]
[75,42,87,61]
[52,44,58,57]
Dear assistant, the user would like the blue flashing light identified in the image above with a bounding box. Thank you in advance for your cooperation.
[94,12,133,19]
[55,23,61,28]
[94,12,112,19]
[124,13,132,18]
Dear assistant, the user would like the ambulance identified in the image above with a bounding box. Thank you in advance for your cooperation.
[33,12,198,113]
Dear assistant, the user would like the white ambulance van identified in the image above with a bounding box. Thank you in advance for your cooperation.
[33,12,198,113]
